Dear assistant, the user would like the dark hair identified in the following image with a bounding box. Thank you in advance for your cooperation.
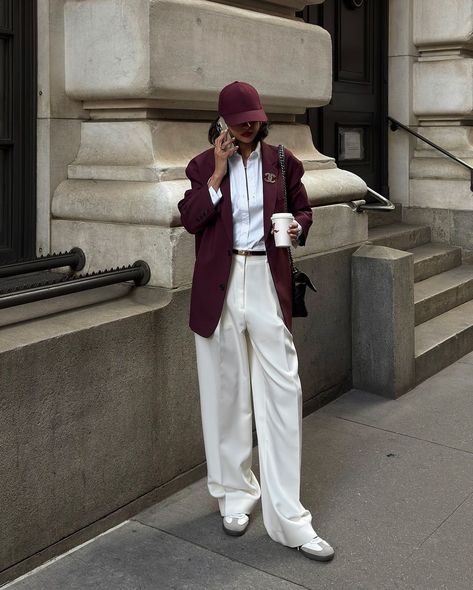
[208,117,270,146]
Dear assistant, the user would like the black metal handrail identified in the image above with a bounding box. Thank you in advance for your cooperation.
[0,261,151,309]
[389,116,473,191]
[0,248,86,279]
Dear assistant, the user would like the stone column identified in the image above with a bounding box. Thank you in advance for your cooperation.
[54,0,367,287]
[388,0,416,206]
[408,0,473,248]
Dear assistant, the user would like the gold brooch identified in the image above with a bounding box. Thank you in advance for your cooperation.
[264,172,276,183]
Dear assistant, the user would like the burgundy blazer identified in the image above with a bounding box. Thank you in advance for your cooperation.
[178,141,312,338]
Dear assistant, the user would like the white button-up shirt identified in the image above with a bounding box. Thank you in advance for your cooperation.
[209,142,301,249]
[209,143,265,250]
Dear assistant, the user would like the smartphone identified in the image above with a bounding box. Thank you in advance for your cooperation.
[215,117,235,149]
[216,117,228,135]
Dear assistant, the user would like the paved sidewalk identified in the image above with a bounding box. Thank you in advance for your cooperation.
[5,353,473,590]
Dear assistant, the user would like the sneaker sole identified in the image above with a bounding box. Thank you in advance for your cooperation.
[299,548,335,562]
[222,522,248,536]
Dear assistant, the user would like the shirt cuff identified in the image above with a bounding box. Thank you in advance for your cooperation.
[208,186,223,206]
[292,221,303,248]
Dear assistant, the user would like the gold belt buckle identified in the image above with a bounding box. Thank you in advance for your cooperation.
[232,249,266,256]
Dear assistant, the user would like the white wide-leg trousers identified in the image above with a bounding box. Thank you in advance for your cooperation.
[194,254,316,547]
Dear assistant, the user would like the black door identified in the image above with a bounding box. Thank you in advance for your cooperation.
[300,0,388,195]
[0,0,36,264]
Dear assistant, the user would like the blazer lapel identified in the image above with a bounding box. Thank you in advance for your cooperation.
[261,141,280,242]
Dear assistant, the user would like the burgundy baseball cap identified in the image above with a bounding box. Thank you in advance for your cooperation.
[218,81,268,126]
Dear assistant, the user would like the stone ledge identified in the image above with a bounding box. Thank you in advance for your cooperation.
[0,287,171,352]
[52,165,367,228]
[65,0,332,112]
[51,202,367,288]
[66,121,335,183]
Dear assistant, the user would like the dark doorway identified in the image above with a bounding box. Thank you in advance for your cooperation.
[0,0,37,264]
[300,0,388,195]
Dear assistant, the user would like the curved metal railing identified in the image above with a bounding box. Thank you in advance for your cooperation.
[389,116,473,192]
[357,187,395,212]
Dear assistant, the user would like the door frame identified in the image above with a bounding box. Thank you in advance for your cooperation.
[300,1,389,195]
[0,0,37,264]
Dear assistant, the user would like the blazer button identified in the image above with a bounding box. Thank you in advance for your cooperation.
[219,283,225,291]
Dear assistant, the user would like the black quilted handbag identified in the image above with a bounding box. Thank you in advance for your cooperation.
[278,145,317,317]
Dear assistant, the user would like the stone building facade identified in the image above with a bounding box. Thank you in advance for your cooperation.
[2,0,473,583]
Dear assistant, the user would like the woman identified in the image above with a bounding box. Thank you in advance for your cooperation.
[178,81,334,562]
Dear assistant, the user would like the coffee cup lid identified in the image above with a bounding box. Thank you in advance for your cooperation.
[271,213,293,219]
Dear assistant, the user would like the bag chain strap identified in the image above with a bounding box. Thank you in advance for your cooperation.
[277,144,297,276]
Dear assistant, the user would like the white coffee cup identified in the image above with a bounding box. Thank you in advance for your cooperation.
[271,213,294,247]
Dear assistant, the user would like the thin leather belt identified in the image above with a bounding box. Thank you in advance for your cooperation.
[232,249,266,256]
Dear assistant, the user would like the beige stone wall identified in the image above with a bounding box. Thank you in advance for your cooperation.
[37,0,88,256]
[410,0,473,213]
[388,0,417,207]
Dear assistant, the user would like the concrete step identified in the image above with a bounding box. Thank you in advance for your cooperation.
[414,264,473,325]
[367,203,402,228]
[415,299,473,384]
[408,243,462,283]
[368,223,431,251]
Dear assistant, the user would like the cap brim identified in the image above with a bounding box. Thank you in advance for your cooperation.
[224,109,268,126]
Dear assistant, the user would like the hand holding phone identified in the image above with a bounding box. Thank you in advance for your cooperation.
[216,117,228,136]
[210,117,238,184]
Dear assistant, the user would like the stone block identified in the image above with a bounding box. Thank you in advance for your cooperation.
[63,121,336,183]
[409,179,473,211]
[37,118,82,256]
[52,179,188,226]
[389,56,415,123]
[293,246,356,402]
[413,59,473,120]
[414,0,473,49]
[352,245,415,398]
[412,126,473,156]
[451,209,473,251]
[64,0,332,113]
[38,0,87,120]
[410,158,473,182]
[402,206,453,244]
[303,168,367,206]
[295,202,368,259]
[389,0,416,57]
[0,289,204,575]
[388,131,411,206]
[51,219,195,288]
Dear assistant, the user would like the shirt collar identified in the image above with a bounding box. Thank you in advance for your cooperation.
[230,141,261,163]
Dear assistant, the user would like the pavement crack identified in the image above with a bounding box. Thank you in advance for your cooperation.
[334,415,473,456]
[135,520,312,590]
[409,489,473,557]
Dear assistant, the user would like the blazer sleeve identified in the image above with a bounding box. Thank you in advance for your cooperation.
[178,157,220,235]
[285,150,313,246]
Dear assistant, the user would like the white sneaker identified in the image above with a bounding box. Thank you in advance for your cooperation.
[222,513,250,536]
[299,535,335,561]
